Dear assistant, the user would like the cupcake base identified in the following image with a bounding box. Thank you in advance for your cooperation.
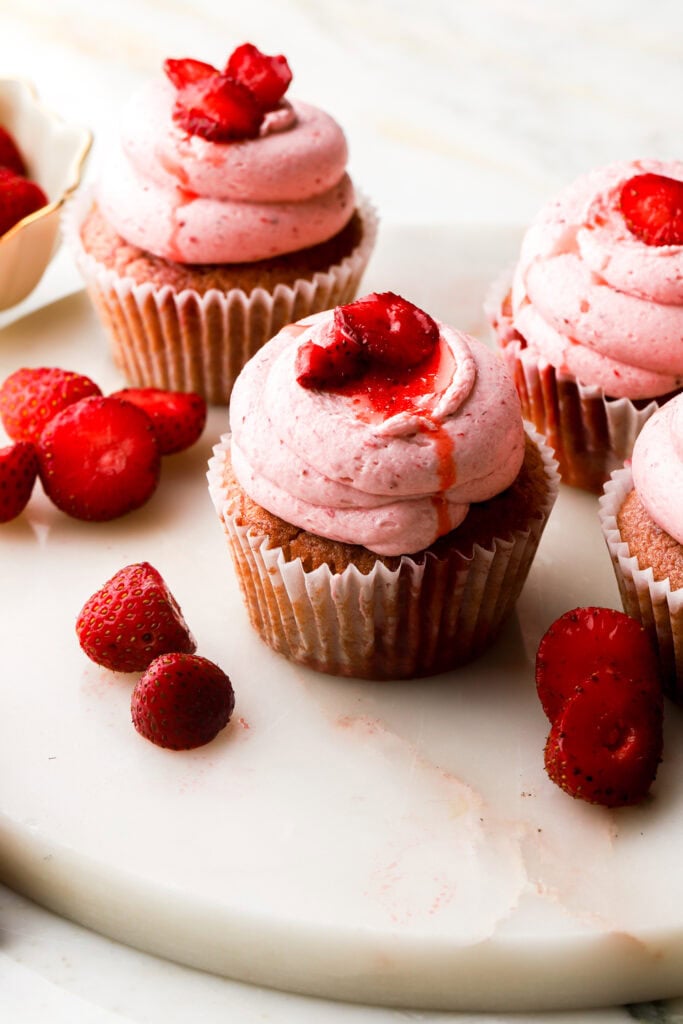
[68,192,378,405]
[208,430,559,680]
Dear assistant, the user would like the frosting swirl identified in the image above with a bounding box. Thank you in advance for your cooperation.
[509,160,683,399]
[98,79,355,264]
[631,393,683,543]
[230,312,525,555]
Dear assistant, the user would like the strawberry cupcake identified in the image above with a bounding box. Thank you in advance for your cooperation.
[487,160,683,492]
[208,292,559,679]
[600,393,683,701]
[69,44,376,404]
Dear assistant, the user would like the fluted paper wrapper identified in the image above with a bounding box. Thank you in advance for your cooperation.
[486,270,666,494]
[208,429,559,680]
[66,190,378,405]
[599,467,683,702]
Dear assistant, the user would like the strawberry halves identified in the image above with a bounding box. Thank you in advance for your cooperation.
[620,172,683,246]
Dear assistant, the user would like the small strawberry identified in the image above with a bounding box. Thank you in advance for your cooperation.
[620,172,683,246]
[37,395,161,521]
[0,167,47,236]
[225,43,292,111]
[172,72,264,141]
[0,125,27,176]
[131,652,235,750]
[0,366,102,443]
[544,667,663,808]
[0,441,38,522]
[536,606,661,722]
[109,387,207,455]
[76,562,196,673]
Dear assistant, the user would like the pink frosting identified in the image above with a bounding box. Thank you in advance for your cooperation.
[229,311,526,556]
[631,394,683,544]
[98,79,355,264]
[509,159,683,399]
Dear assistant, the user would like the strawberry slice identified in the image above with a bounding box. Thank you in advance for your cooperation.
[173,74,264,141]
[109,387,207,455]
[0,125,27,176]
[336,292,440,371]
[131,652,235,750]
[37,395,161,521]
[0,167,48,236]
[544,667,663,808]
[620,172,683,246]
[0,366,102,443]
[0,441,38,522]
[535,606,661,723]
[225,43,292,111]
[295,328,367,389]
[164,57,217,89]
[76,561,196,673]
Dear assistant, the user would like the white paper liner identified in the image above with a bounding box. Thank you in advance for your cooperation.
[65,188,378,405]
[599,467,683,699]
[485,271,665,492]
[207,426,559,680]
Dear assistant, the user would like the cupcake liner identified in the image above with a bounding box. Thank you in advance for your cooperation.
[66,189,378,405]
[207,427,559,680]
[599,468,683,701]
[486,273,666,493]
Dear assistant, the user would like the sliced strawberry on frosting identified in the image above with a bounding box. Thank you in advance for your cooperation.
[163,57,217,89]
[172,75,264,142]
[620,172,683,246]
[336,292,440,371]
[225,43,292,111]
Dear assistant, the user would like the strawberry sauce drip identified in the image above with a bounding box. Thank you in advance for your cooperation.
[167,187,199,261]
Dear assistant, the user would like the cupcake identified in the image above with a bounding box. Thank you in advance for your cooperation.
[69,44,376,404]
[487,160,683,492]
[208,291,559,679]
[600,393,683,701]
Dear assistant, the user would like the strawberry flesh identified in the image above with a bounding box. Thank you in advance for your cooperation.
[173,74,264,141]
[620,172,683,246]
[225,43,292,111]
[0,366,102,443]
[131,652,235,750]
[37,395,161,521]
[0,441,38,522]
[110,387,207,455]
[0,125,27,176]
[544,667,663,808]
[164,57,217,89]
[76,561,196,673]
[0,168,48,236]
[536,606,661,722]
[295,326,367,389]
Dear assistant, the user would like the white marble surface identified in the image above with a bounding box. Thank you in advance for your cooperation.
[3,2,683,1021]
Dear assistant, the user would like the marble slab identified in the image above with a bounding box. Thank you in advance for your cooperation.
[2,226,683,1015]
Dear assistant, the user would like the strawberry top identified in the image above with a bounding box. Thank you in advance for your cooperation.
[620,172,683,246]
[164,43,293,142]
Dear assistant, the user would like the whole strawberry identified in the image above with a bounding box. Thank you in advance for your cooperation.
[0,167,47,236]
[76,562,196,672]
[544,667,663,808]
[37,395,160,521]
[109,387,207,455]
[131,653,235,750]
[0,441,38,522]
[0,125,27,176]
[0,366,102,443]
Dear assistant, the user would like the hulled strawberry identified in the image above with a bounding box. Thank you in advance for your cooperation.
[0,125,27,176]
[544,667,663,808]
[0,441,38,522]
[109,387,207,455]
[620,172,683,246]
[131,652,235,750]
[37,395,161,521]
[0,167,48,236]
[536,606,661,722]
[0,366,102,443]
[76,562,196,672]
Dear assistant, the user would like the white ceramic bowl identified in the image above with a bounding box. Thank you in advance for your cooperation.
[0,78,91,310]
